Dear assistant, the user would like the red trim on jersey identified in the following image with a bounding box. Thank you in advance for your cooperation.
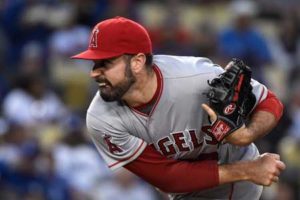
[129,105,148,116]
[149,65,163,116]
[108,140,145,168]
[124,145,219,193]
[130,65,163,117]
[254,90,283,121]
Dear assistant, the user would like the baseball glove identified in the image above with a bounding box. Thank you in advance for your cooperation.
[205,58,256,142]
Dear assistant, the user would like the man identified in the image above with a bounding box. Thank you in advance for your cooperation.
[72,16,285,200]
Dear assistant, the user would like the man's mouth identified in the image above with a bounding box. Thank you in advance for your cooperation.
[98,82,107,87]
[98,81,112,90]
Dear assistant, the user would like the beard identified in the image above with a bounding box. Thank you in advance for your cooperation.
[99,62,136,102]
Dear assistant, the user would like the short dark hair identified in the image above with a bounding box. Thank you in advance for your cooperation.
[145,54,153,68]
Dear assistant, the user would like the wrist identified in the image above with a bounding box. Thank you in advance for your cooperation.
[240,126,254,145]
[219,161,250,184]
[238,160,253,181]
[224,125,253,146]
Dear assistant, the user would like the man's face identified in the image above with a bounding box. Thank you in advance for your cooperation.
[90,55,136,102]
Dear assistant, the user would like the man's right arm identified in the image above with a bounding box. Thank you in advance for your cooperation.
[219,153,285,186]
[125,145,285,193]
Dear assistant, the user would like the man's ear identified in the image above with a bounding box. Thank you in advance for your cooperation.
[130,53,146,73]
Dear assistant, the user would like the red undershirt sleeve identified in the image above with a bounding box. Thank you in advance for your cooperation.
[124,145,219,193]
[253,90,284,121]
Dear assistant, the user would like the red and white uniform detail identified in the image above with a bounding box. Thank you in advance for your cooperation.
[87,55,274,199]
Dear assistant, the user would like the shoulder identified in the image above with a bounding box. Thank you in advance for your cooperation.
[153,55,224,78]
[86,92,125,131]
[87,92,115,116]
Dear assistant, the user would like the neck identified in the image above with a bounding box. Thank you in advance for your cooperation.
[122,68,157,107]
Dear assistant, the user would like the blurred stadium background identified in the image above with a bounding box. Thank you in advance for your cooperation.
[0,0,299,199]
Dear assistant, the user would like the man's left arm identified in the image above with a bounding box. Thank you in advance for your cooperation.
[225,90,283,146]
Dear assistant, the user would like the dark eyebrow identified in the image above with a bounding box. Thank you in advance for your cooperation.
[94,59,110,66]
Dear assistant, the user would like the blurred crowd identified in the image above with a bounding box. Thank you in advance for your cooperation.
[0,0,299,200]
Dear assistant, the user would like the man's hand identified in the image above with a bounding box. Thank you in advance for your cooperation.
[202,103,279,146]
[202,103,217,123]
[203,59,255,143]
[245,153,286,186]
[219,153,286,186]
[202,103,250,146]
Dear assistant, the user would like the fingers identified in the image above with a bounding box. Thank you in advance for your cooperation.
[201,104,214,115]
[276,160,286,171]
[263,153,286,170]
[268,153,280,160]
[257,153,286,186]
[271,161,286,183]
[273,169,280,176]
[271,161,286,184]
[262,153,280,161]
[272,176,279,183]
[201,103,217,123]
[273,161,285,176]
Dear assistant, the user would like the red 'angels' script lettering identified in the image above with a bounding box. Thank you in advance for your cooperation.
[157,130,204,157]
[158,137,176,156]
[172,132,190,152]
[201,126,219,145]
[189,130,203,148]
[103,134,123,154]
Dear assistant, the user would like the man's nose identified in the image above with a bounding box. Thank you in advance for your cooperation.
[90,68,103,78]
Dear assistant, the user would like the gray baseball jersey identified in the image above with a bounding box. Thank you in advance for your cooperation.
[87,55,267,200]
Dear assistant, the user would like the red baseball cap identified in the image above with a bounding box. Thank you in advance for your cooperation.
[71,16,152,60]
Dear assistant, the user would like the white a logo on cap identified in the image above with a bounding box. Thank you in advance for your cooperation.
[89,28,99,48]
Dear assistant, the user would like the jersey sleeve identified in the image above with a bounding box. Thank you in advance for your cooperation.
[249,79,268,111]
[253,90,283,121]
[125,145,219,193]
[86,112,147,171]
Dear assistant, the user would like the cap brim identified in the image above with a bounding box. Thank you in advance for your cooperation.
[71,49,122,60]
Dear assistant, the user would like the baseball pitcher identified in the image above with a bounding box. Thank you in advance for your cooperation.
[72,17,285,200]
